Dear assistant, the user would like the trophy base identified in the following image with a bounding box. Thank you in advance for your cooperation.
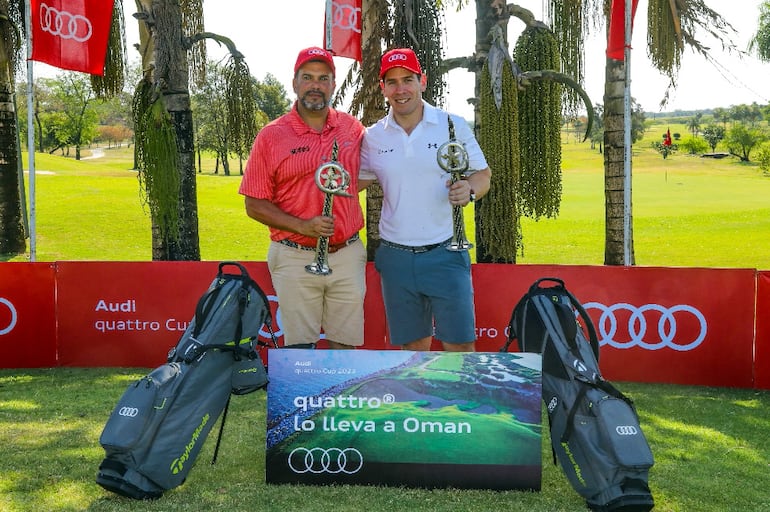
[305,263,332,275]
[446,242,473,252]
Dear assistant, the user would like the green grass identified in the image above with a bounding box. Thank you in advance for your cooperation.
[7,121,770,268]
[0,368,768,511]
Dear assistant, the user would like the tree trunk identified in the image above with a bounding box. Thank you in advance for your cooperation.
[603,57,634,265]
[361,0,387,261]
[141,0,200,261]
[475,0,514,264]
[0,81,26,256]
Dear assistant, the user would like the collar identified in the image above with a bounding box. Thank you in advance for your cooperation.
[383,100,439,132]
[288,102,338,135]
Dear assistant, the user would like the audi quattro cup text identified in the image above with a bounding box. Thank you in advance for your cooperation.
[93,298,191,334]
[294,360,357,376]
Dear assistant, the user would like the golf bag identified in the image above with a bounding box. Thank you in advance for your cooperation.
[501,277,654,512]
[96,261,276,499]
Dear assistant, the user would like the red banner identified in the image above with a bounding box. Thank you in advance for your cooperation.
[54,262,387,365]
[607,0,640,61]
[0,263,57,368]
[756,272,770,389]
[474,265,756,388]
[324,0,362,62]
[30,0,115,75]
[55,261,279,367]
[2,262,767,389]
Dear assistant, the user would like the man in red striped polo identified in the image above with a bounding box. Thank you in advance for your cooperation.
[239,47,366,349]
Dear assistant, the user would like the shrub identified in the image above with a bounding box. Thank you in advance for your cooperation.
[678,137,709,155]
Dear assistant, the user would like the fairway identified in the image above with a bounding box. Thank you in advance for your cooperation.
[8,121,770,269]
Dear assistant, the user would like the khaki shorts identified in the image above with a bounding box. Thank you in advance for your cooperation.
[267,239,366,347]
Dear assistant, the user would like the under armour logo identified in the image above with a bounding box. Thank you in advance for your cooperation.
[427,143,438,149]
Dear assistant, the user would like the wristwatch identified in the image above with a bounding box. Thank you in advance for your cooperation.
[469,189,476,203]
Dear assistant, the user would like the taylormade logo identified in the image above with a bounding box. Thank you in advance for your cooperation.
[169,413,210,474]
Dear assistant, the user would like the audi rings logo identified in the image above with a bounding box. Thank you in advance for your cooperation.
[332,1,361,33]
[615,425,639,436]
[307,48,329,57]
[583,302,707,351]
[387,53,409,63]
[0,298,17,336]
[118,407,139,418]
[40,3,93,43]
[288,447,363,474]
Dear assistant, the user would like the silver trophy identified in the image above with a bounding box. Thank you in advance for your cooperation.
[436,117,473,251]
[305,140,352,275]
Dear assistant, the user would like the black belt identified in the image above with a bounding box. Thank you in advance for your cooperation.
[276,233,359,254]
[380,238,451,254]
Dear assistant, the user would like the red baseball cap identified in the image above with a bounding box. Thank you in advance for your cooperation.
[294,46,336,75]
[379,48,422,79]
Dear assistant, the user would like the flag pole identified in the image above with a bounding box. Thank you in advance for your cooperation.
[622,0,632,266]
[324,0,333,51]
[24,0,36,261]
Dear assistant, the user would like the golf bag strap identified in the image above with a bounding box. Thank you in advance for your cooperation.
[501,304,519,352]
[563,287,600,362]
[192,285,224,338]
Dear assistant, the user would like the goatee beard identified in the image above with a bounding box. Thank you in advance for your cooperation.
[301,95,328,111]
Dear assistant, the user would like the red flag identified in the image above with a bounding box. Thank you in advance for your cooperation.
[607,0,640,61]
[30,0,115,75]
[663,128,672,146]
[324,0,362,62]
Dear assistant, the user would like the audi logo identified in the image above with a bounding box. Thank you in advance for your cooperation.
[307,48,330,57]
[40,3,93,43]
[288,447,363,474]
[118,407,139,418]
[0,298,17,336]
[332,2,361,33]
[615,425,639,436]
[584,302,707,351]
[387,53,409,62]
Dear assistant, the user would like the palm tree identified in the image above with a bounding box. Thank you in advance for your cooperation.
[129,0,255,260]
[599,0,734,265]
[0,2,26,256]
[686,112,703,138]
[750,0,770,61]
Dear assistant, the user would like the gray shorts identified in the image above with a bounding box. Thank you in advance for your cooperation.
[374,240,476,345]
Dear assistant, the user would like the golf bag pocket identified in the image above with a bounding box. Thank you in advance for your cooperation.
[99,363,182,451]
[552,384,655,511]
[594,394,654,470]
[231,351,268,395]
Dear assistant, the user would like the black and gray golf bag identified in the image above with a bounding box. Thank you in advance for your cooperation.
[502,277,654,512]
[96,261,276,499]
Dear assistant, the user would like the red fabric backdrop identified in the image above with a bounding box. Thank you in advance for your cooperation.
[1,262,766,389]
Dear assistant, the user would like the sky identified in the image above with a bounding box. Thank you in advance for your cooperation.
[36,0,769,119]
